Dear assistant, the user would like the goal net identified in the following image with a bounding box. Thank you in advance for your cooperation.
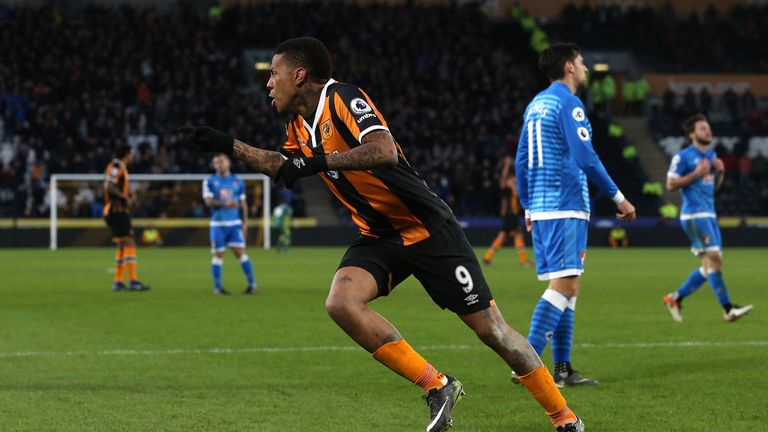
[48,173,271,250]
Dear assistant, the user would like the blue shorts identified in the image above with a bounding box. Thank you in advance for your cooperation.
[680,217,722,256]
[210,224,245,252]
[532,218,588,281]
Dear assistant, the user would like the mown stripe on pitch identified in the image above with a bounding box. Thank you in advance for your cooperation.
[0,340,766,358]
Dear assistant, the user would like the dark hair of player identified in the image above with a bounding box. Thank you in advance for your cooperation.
[114,144,132,159]
[682,113,707,137]
[274,37,332,83]
[538,43,581,81]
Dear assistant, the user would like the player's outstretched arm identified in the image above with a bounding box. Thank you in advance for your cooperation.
[232,140,284,177]
[179,126,283,177]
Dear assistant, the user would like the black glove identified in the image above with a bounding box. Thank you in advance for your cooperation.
[275,156,328,189]
[178,126,234,155]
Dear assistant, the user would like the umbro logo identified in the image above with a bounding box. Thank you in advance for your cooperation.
[464,294,479,306]
[293,158,305,169]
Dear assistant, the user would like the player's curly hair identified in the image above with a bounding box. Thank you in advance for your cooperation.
[275,37,332,83]
[682,113,708,137]
[539,43,581,81]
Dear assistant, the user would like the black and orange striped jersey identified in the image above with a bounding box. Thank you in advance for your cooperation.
[103,158,130,216]
[501,179,520,217]
[281,79,454,246]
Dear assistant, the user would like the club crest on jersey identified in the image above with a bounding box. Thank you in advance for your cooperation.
[350,98,372,115]
[577,127,590,141]
[321,119,333,140]
[572,107,585,121]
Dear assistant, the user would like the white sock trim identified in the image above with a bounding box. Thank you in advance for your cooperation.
[542,289,569,312]
[567,296,577,311]
[239,254,250,263]
[698,267,706,277]
[211,257,223,265]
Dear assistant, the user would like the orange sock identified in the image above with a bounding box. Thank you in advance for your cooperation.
[114,247,125,283]
[518,366,577,426]
[372,339,446,391]
[124,246,138,281]
[514,237,528,264]
[484,238,504,262]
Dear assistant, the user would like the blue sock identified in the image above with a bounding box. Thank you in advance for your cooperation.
[707,270,732,308]
[240,255,256,288]
[676,267,707,299]
[211,257,223,290]
[552,298,575,364]
[527,289,568,356]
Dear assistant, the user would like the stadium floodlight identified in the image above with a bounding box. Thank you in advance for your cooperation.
[48,173,271,250]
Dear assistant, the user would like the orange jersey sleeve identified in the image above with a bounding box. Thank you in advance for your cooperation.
[332,86,389,144]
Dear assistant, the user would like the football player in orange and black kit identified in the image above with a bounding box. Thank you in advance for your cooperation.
[483,155,532,267]
[180,37,584,432]
[103,144,150,292]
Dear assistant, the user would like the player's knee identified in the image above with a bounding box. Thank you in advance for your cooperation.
[708,255,723,270]
[325,292,356,320]
[473,315,509,347]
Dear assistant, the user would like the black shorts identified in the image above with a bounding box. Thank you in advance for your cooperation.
[501,212,520,232]
[104,212,133,239]
[338,218,494,315]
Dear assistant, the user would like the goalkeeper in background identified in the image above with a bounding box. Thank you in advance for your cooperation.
[272,195,293,253]
[103,144,150,292]
[203,154,258,295]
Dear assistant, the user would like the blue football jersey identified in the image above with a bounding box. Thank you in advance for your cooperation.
[667,145,716,219]
[515,82,620,221]
[203,175,245,225]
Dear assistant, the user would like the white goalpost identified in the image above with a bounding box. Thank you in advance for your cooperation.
[49,173,271,250]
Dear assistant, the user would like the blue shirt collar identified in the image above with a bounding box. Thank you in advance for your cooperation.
[550,82,572,94]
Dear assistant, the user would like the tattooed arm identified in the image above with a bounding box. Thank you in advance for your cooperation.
[232,139,285,178]
[325,130,398,170]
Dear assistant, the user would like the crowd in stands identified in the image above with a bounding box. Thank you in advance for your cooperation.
[0,2,542,220]
[1,2,764,222]
[546,3,768,73]
[546,2,768,218]
[646,83,768,217]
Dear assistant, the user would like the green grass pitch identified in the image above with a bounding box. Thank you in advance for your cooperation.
[0,246,766,431]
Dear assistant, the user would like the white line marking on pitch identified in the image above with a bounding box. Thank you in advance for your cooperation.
[0,340,766,359]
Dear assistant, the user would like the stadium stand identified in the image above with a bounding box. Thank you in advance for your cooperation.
[541,3,768,219]
[1,1,762,222]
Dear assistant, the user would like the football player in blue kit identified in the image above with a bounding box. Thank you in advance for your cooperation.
[203,154,258,295]
[515,43,636,387]
[663,114,752,322]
